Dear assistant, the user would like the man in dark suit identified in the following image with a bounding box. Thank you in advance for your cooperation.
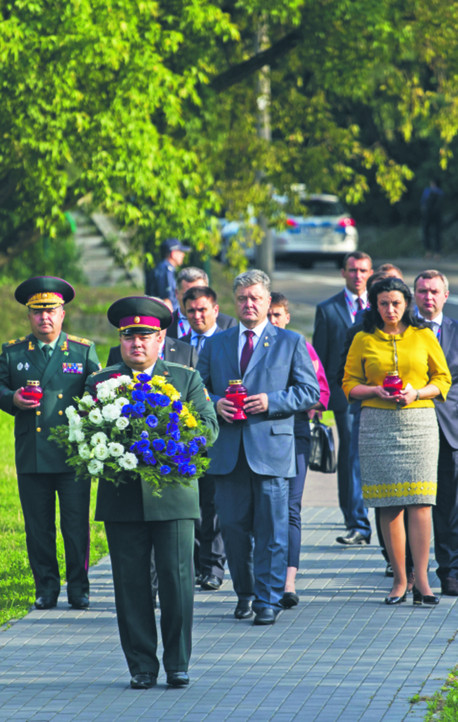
[313,251,373,545]
[87,296,218,689]
[414,269,458,596]
[197,270,320,625]
[182,286,227,591]
[167,266,237,339]
[0,276,100,610]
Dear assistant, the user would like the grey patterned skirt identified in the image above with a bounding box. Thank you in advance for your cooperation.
[359,407,439,507]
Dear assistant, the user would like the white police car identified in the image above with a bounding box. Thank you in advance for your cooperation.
[273,192,358,268]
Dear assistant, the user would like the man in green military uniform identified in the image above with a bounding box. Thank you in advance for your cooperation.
[0,276,100,610]
[86,296,218,690]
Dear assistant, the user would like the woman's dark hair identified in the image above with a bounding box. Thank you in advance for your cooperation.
[363,277,422,332]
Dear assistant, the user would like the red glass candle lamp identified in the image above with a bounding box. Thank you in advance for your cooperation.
[225,380,247,421]
[22,380,43,402]
[383,371,403,396]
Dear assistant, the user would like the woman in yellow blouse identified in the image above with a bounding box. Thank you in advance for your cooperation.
[343,278,451,606]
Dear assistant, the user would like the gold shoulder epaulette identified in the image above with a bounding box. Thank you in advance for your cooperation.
[67,334,92,346]
[6,336,27,346]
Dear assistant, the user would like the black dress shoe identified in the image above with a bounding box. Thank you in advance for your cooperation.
[195,573,204,586]
[253,608,279,625]
[200,574,223,591]
[412,587,440,606]
[234,600,253,619]
[68,594,89,610]
[384,589,407,605]
[441,577,458,596]
[130,673,157,689]
[280,592,299,609]
[34,596,57,610]
[166,671,189,687]
[336,531,370,545]
[385,563,394,577]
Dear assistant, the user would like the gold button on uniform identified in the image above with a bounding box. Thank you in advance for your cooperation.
[58,393,63,399]
[58,410,63,416]
[36,410,41,416]
[36,427,42,433]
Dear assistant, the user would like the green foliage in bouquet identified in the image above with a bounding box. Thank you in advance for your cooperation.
[50,372,212,496]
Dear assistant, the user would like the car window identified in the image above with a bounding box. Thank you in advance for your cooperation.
[285,198,346,216]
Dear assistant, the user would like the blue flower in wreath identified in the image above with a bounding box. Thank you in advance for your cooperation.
[137,373,152,383]
[136,437,150,452]
[195,436,207,447]
[188,464,197,475]
[160,465,171,475]
[132,389,146,402]
[169,412,180,423]
[143,450,156,465]
[146,414,158,429]
[133,401,145,416]
[172,400,183,413]
[146,392,160,407]
[188,440,199,456]
[178,463,189,475]
[153,438,166,451]
[166,440,178,456]
[158,395,170,407]
[122,403,135,417]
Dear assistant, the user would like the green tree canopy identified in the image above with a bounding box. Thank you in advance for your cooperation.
[1,0,458,268]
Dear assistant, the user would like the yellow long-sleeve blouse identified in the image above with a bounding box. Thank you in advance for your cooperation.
[342,326,451,409]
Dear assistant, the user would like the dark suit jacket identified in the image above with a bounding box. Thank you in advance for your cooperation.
[167,309,237,339]
[435,315,458,449]
[0,332,100,473]
[197,323,320,478]
[86,359,218,523]
[180,324,224,352]
[107,336,198,368]
[313,289,353,413]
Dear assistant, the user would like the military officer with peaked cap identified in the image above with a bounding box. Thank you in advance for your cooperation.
[86,296,218,690]
[0,276,100,610]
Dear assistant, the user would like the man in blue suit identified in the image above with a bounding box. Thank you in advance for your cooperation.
[414,269,458,596]
[197,270,320,625]
[312,251,373,545]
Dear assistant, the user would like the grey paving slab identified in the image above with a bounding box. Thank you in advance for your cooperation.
[0,506,456,721]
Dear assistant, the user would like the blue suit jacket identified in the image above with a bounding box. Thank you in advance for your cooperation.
[435,315,458,449]
[197,322,320,478]
[313,289,352,413]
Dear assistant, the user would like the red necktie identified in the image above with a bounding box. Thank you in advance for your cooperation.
[240,330,255,376]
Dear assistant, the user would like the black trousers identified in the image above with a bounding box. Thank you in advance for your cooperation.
[195,474,226,580]
[433,431,458,582]
[105,519,194,677]
[18,472,90,599]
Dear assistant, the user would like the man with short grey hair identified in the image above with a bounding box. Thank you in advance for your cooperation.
[414,269,458,596]
[167,267,236,338]
[198,269,320,625]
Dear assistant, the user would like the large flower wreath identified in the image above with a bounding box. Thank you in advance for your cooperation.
[50,372,212,496]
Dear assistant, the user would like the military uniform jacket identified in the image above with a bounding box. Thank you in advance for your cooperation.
[86,359,219,523]
[0,331,100,474]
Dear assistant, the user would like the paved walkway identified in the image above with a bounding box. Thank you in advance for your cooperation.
[1,473,456,722]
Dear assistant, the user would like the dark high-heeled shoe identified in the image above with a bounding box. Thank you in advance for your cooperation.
[384,589,407,605]
[412,586,440,606]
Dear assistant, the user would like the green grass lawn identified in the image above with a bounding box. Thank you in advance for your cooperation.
[0,413,109,627]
